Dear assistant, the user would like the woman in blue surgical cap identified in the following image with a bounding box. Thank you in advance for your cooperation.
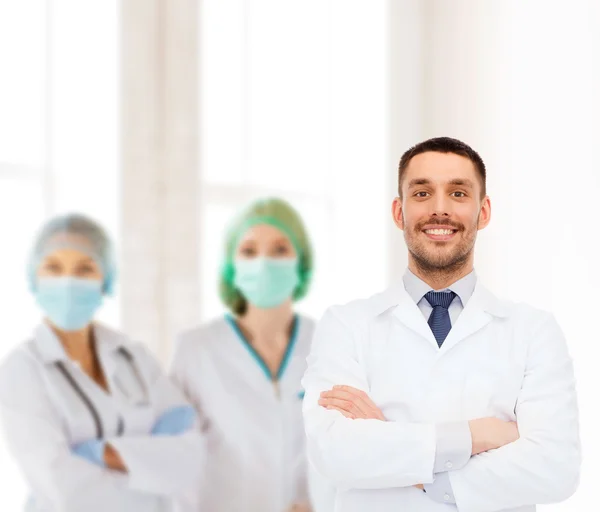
[0,213,204,512]
[170,198,316,512]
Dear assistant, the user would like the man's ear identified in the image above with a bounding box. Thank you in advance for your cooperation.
[392,197,404,230]
[478,196,492,230]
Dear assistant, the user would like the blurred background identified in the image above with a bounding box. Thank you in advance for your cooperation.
[1,0,599,509]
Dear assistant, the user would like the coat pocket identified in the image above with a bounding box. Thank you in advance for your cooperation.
[462,364,524,420]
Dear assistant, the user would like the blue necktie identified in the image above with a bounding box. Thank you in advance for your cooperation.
[424,291,457,347]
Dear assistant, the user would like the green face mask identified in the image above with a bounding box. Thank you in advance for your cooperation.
[233,257,300,309]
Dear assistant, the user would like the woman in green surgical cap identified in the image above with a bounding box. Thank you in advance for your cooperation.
[170,198,315,512]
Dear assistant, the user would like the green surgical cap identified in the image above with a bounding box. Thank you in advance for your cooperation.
[220,197,314,314]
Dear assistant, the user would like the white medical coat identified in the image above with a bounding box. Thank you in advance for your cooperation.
[302,280,580,512]
[0,322,205,512]
[170,314,314,512]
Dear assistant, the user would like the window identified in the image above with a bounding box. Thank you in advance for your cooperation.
[199,0,390,321]
[0,2,119,508]
[46,1,120,326]
[0,3,48,507]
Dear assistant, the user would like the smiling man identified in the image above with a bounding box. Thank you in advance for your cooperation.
[302,137,580,512]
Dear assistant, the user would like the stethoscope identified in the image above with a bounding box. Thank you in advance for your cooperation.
[55,347,149,440]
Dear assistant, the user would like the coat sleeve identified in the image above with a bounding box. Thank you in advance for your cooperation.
[302,306,438,490]
[308,458,338,512]
[107,343,206,496]
[0,349,129,512]
[168,334,210,432]
[448,312,581,512]
[166,333,214,510]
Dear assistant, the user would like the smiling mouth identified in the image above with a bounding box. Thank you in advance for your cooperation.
[423,228,455,235]
[421,227,458,240]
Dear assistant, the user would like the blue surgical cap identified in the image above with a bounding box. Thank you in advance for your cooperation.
[27,213,117,295]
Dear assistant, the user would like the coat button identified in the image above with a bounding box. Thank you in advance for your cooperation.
[445,461,453,469]
[444,493,451,501]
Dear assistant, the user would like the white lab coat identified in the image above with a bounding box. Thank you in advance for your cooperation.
[302,280,581,512]
[170,314,314,512]
[307,457,337,512]
[0,322,205,512]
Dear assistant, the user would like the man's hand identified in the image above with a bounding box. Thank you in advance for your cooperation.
[469,417,520,455]
[319,387,427,490]
[318,385,385,420]
[414,419,519,493]
[318,386,519,492]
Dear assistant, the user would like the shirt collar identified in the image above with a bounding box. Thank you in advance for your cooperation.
[403,268,477,307]
[366,267,508,319]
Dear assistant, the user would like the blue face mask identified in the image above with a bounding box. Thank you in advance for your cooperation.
[234,257,299,309]
[35,277,103,331]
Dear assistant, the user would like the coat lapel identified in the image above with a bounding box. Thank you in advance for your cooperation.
[391,291,440,351]
[386,279,510,354]
[439,282,509,354]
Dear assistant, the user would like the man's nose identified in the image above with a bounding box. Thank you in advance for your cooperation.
[430,195,451,217]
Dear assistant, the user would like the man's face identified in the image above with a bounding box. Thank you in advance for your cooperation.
[392,151,491,272]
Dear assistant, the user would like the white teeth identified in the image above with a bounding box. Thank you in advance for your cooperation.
[425,229,454,235]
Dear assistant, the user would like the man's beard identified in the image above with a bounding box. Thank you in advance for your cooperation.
[404,215,478,276]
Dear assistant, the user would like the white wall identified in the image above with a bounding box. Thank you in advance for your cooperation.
[120,0,200,361]
[416,1,600,509]
[386,0,426,279]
